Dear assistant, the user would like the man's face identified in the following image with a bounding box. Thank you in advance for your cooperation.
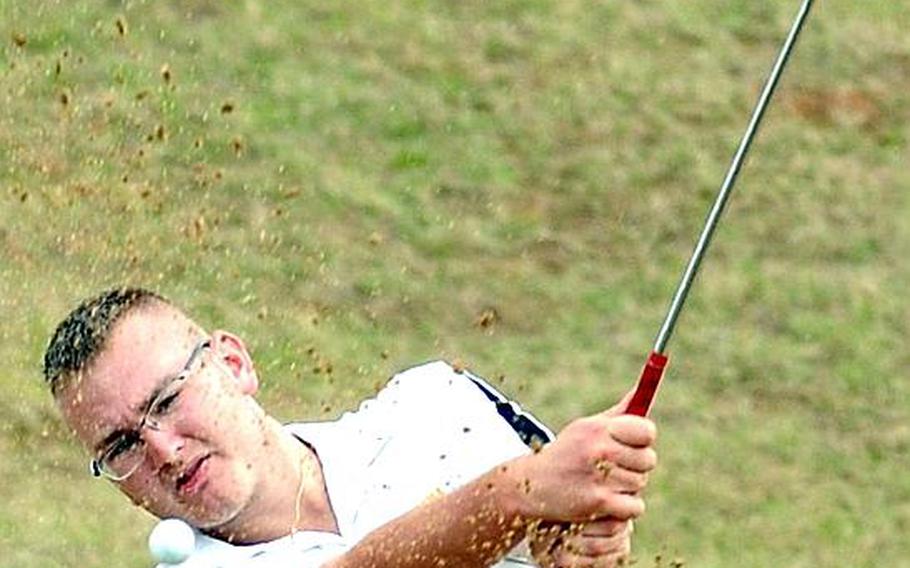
[56,306,268,529]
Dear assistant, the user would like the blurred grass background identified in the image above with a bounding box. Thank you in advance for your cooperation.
[1,0,908,566]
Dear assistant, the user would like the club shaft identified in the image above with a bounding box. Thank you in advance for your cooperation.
[653,0,814,354]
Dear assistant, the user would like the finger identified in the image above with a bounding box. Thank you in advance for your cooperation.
[577,535,632,568]
[598,491,645,520]
[573,529,632,557]
[551,551,597,568]
[602,386,638,417]
[536,525,632,567]
[603,444,657,473]
[551,548,630,568]
[606,415,657,447]
[538,523,630,553]
[579,518,631,537]
[530,529,567,568]
[605,467,650,494]
[529,522,565,561]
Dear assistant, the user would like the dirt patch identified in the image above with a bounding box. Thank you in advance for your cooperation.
[786,87,883,130]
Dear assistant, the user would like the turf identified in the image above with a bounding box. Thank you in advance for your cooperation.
[1,1,908,565]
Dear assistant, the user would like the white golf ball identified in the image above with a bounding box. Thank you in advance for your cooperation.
[148,518,195,565]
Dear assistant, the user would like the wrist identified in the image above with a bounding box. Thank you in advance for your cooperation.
[488,455,534,525]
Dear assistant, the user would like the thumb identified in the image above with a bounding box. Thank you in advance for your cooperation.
[603,385,638,417]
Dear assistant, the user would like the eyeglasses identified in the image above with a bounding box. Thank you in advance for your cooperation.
[90,339,212,481]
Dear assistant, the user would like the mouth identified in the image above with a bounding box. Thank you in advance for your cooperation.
[176,454,210,496]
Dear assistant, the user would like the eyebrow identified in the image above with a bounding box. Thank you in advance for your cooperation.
[92,374,174,455]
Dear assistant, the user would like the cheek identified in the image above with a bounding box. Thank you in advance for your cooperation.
[179,394,253,450]
[191,376,237,413]
[175,418,224,459]
[178,383,229,432]
[178,377,268,457]
[118,475,171,513]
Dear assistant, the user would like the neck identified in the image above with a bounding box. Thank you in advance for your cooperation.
[205,419,337,544]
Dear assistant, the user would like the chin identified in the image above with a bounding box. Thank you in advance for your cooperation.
[184,462,254,530]
[190,507,242,530]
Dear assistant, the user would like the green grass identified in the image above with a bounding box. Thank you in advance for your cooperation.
[1,0,908,565]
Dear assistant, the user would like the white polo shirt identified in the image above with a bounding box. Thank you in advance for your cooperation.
[159,360,553,567]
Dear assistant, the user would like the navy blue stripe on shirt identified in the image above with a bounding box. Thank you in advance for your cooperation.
[462,369,554,448]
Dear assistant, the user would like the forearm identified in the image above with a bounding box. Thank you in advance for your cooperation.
[325,461,530,568]
[323,402,659,568]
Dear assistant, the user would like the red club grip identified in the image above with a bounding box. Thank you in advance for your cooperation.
[625,351,669,416]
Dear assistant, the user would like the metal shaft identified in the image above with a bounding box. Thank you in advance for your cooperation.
[653,0,814,354]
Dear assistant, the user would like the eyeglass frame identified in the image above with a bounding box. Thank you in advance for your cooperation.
[89,338,212,481]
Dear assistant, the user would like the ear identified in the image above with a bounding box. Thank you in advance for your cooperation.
[210,330,259,395]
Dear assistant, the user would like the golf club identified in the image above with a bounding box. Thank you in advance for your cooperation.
[625,0,815,416]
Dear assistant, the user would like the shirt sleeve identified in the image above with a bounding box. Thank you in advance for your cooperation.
[384,360,553,446]
[370,360,553,490]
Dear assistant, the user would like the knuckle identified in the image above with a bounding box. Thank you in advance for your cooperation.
[635,497,646,517]
[594,489,615,513]
[624,447,656,471]
[644,447,658,470]
[612,415,658,446]
[577,415,601,430]
[622,470,648,492]
[616,495,645,520]
[638,471,650,490]
[586,417,609,438]
[638,418,658,445]
[599,443,621,466]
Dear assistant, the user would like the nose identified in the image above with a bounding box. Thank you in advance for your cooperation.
[143,426,185,468]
